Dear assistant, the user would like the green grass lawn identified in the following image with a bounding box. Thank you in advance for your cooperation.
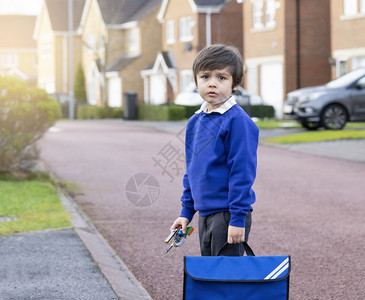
[255,119,365,129]
[256,119,365,144]
[264,129,365,144]
[0,180,71,235]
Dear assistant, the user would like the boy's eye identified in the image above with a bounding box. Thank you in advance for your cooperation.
[218,76,226,80]
[201,75,209,79]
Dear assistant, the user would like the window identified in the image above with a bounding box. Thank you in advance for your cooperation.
[336,59,348,77]
[128,28,140,52]
[179,16,193,42]
[180,70,193,92]
[361,0,365,12]
[86,34,96,52]
[265,0,276,27]
[1,54,18,69]
[166,20,175,44]
[253,1,264,29]
[253,0,277,29]
[344,0,357,15]
[343,0,365,15]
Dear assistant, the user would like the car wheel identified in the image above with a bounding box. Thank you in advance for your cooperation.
[321,104,347,130]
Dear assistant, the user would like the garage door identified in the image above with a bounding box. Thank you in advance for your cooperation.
[260,63,283,119]
[150,73,166,105]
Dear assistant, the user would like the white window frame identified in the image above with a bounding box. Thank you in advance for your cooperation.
[253,1,264,29]
[247,65,258,96]
[166,20,175,44]
[180,70,194,93]
[128,28,140,53]
[336,58,348,77]
[1,54,18,69]
[265,0,276,27]
[86,34,96,53]
[344,0,358,16]
[179,16,193,42]
[360,0,365,13]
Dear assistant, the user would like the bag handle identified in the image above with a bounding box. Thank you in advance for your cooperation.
[218,241,255,256]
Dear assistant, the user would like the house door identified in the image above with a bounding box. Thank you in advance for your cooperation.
[150,73,166,105]
[260,63,283,119]
[108,77,122,107]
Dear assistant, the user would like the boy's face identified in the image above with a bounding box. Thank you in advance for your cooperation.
[196,67,236,111]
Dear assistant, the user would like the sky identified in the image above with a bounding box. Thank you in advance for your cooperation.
[0,0,42,15]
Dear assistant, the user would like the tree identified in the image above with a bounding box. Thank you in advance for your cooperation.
[74,63,87,102]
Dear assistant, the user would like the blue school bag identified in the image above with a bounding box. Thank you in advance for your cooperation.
[183,242,290,300]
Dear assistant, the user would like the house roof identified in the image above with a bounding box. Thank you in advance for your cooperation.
[194,0,225,5]
[0,15,36,48]
[144,51,177,71]
[45,0,86,31]
[97,0,162,25]
[158,0,225,22]
[106,55,137,72]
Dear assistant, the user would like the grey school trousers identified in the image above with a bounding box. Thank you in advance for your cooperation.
[198,211,252,256]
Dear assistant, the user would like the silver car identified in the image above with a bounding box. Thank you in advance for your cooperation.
[284,68,365,130]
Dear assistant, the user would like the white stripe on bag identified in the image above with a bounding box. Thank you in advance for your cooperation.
[264,258,289,280]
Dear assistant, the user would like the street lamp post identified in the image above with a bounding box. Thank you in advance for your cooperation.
[68,0,75,119]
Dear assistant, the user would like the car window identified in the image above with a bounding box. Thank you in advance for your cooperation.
[327,68,365,88]
[356,76,365,86]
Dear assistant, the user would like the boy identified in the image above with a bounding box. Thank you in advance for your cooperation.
[170,44,259,256]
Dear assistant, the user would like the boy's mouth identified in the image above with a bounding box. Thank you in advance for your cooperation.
[208,91,217,97]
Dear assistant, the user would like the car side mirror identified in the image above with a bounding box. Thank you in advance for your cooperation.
[356,82,365,89]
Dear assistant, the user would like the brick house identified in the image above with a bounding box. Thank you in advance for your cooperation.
[33,0,86,94]
[242,0,331,118]
[81,0,162,107]
[0,15,38,86]
[330,0,365,77]
[141,0,243,105]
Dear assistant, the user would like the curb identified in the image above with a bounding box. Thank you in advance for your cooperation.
[59,192,152,300]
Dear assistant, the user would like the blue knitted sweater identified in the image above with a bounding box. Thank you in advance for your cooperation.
[180,103,259,227]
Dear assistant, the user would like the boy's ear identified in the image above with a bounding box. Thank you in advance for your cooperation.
[232,85,238,93]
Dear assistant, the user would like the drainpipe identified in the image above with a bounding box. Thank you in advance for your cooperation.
[296,0,300,89]
[206,10,212,47]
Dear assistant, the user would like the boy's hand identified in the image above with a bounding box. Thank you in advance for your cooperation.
[227,225,245,244]
[170,217,190,234]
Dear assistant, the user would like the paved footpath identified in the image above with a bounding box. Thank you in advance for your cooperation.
[38,120,365,300]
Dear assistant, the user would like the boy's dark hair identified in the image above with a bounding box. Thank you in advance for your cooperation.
[192,44,244,90]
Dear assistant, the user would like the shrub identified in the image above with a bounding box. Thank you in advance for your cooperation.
[0,76,61,175]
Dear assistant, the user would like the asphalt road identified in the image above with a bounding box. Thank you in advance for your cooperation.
[39,120,365,300]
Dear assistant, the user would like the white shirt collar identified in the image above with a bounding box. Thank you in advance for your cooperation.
[195,96,237,114]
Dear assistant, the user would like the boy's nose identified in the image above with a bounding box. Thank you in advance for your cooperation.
[208,79,217,87]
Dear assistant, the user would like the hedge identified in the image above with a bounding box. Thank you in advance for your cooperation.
[240,104,275,119]
[77,105,124,119]
[181,104,275,119]
[76,103,274,121]
[137,104,185,121]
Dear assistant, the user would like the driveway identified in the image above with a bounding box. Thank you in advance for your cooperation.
[39,120,365,300]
